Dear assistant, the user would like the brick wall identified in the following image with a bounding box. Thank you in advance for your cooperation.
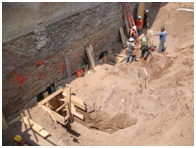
[2,2,138,117]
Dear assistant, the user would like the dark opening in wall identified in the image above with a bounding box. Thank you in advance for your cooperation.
[37,84,55,102]
[99,51,107,60]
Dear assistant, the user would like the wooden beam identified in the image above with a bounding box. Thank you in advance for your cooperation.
[23,116,44,132]
[55,102,67,112]
[119,27,127,45]
[123,8,129,35]
[86,44,95,69]
[71,104,84,120]
[66,84,73,121]
[137,2,145,29]
[39,89,63,105]
[62,91,86,110]
[50,111,69,125]
[2,112,8,131]
[22,116,50,138]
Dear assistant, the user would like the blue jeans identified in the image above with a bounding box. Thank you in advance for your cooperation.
[126,51,133,63]
[159,41,166,53]
[137,29,141,36]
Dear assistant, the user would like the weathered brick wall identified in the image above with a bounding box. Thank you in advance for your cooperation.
[2,2,138,117]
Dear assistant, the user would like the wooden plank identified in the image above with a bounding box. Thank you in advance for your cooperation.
[39,89,63,105]
[71,104,84,120]
[119,27,126,45]
[2,112,8,131]
[50,110,67,125]
[86,44,95,69]
[65,57,72,78]
[62,91,86,110]
[23,117,44,132]
[113,57,126,69]
[55,102,67,112]
[137,2,145,29]
[38,129,50,138]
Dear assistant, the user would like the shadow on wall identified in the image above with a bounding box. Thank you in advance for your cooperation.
[148,2,168,29]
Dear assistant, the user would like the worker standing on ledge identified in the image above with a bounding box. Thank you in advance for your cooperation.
[135,16,143,36]
[151,26,167,53]
[143,9,149,29]
[126,37,135,63]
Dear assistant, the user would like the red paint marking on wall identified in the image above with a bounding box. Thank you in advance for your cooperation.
[74,54,81,63]
[2,89,7,98]
[39,59,44,66]
[47,55,50,59]
[101,37,104,42]
[58,61,64,74]
[2,88,14,112]
[38,71,45,79]
[56,54,60,60]
[111,33,113,38]
[73,42,76,49]
[26,67,30,75]
[10,71,25,86]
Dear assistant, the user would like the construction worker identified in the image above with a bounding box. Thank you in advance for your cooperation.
[140,32,151,58]
[135,16,143,36]
[126,37,135,63]
[143,9,149,29]
[151,26,167,53]
[14,135,25,146]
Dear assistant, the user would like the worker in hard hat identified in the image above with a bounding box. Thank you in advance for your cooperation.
[151,26,167,53]
[135,16,143,36]
[143,9,149,29]
[14,135,25,146]
[140,32,151,58]
[126,37,135,63]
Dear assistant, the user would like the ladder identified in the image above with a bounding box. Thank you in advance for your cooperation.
[123,2,140,44]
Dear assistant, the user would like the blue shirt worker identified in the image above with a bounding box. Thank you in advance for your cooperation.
[151,26,167,53]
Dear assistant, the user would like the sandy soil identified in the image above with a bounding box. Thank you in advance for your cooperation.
[2,2,194,146]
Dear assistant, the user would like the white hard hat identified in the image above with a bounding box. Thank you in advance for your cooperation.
[129,37,134,42]
[133,26,137,30]
[138,16,141,19]
[145,9,148,13]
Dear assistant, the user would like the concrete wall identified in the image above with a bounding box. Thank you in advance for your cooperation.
[2,2,138,117]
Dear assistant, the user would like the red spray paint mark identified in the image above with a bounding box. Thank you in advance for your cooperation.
[101,37,104,42]
[39,59,44,66]
[26,67,30,75]
[74,54,81,63]
[47,55,50,59]
[58,61,64,74]
[111,33,113,38]
[49,63,53,72]
[2,89,14,112]
[56,54,60,60]
[73,42,76,49]
[10,71,25,86]
[38,71,45,79]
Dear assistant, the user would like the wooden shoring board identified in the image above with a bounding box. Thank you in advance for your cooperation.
[49,110,69,125]
[119,27,127,45]
[22,116,49,138]
[65,57,72,78]
[137,2,145,29]
[23,116,44,132]
[39,89,63,105]
[71,104,84,120]
[65,84,73,121]
[55,101,68,112]
[62,91,86,111]
[86,44,95,69]
[2,112,8,131]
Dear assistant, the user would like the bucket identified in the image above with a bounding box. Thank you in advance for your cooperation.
[76,69,83,77]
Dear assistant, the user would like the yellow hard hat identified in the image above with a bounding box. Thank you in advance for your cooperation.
[14,135,22,143]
